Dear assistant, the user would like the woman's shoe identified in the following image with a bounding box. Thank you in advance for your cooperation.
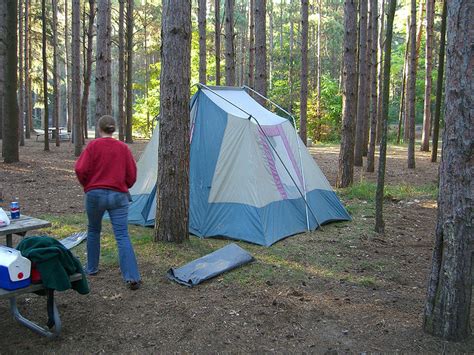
[127,280,141,290]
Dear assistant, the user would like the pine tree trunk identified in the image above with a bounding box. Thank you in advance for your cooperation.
[420,0,434,151]
[24,0,31,139]
[155,0,191,243]
[65,0,72,133]
[81,0,95,149]
[0,0,4,145]
[268,1,273,90]
[397,18,410,144]
[106,0,112,113]
[224,0,235,86]
[288,18,294,112]
[248,0,255,88]
[336,0,358,188]
[41,0,49,151]
[430,0,446,163]
[254,0,267,102]
[375,0,384,144]
[374,0,396,233]
[18,0,25,146]
[423,0,473,340]
[144,1,150,135]
[198,0,207,84]
[366,0,378,173]
[406,0,417,169]
[118,0,125,141]
[215,0,221,85]
[125,0,134,143]
[363,2,372,157]
[72,0,81,156]
[95,0,111,137]
[354,0,368,167]
[3,0,19,162]
[404,0,424,145]
[81,2,88,143]
[316,0,321,123]
[52,0,60,147]
[299,0,309,145]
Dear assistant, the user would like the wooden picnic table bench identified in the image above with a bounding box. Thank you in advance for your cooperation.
[0,215,84,338]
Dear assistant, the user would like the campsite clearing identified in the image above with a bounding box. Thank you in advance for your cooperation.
[0,139,473,352]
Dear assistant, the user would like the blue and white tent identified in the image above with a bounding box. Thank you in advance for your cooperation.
[128,86,350,246]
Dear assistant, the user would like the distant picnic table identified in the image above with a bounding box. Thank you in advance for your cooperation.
[35,127,70,141]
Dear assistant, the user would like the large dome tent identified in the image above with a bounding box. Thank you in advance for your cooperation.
[128,85,350,246]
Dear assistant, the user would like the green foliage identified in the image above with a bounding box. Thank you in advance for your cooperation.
[307,76,342,142]
[132,62,161,138]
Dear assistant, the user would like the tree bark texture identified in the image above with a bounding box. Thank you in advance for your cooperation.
[254,0,267,102]
[0,0,4,145]
[431,0,447,163]
[420,0,434,152]
[224,0,235,86]
[363,1,373,157]
[299,0,309,145]
[155,0,191,243]
[374,0,396,233]
[198,0,207,84]
[316,2,321,138]
[41,0,49,151]
[248,0,255,88]
[72,0,82,157]
[52,0,60,147]
[3,0,19,162]
[423,0,473,340]
[95,0,111,137]
[366,0,378,173]
[18,0,24,146]
[65,0,72,133]
[118,0,125,141]
[404,0,424,143]
[268,1,273,89]
[354,0,368,167]
[106,0,112,112]
[396,18,410,144]
[375,0,384,144]
[288,19,294,112]
[81,0,95,150]
[24,0,31,139]
[215,0,221,85]
[406,0,416,169]
[336,0,358,188]
[125,0,134,143]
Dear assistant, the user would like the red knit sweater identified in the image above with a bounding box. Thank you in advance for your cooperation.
[75,138,137,193]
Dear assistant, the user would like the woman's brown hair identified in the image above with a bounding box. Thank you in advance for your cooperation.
[98,115,116,134]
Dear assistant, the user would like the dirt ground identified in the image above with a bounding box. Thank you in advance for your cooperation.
[0,138,472,353]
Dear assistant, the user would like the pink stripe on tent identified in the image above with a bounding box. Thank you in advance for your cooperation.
[278,125,304,188]
[259,130,288,199]
[260,125,281,137]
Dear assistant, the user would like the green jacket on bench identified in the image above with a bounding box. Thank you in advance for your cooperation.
[16,236,90,295]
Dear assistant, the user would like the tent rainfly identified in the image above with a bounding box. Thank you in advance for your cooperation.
[128,85,351,246]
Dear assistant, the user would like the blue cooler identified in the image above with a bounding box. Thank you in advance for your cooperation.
[0,245,32,290]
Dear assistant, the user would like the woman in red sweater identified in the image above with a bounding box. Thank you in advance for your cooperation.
[75,115,141,290]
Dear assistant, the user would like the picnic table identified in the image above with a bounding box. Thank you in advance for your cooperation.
[35,127,70,141]
[0,215,81,338]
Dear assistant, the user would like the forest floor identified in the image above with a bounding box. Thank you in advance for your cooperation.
[0,138,473,353]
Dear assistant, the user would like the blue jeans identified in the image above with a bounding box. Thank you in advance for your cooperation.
[85,189,140,282]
